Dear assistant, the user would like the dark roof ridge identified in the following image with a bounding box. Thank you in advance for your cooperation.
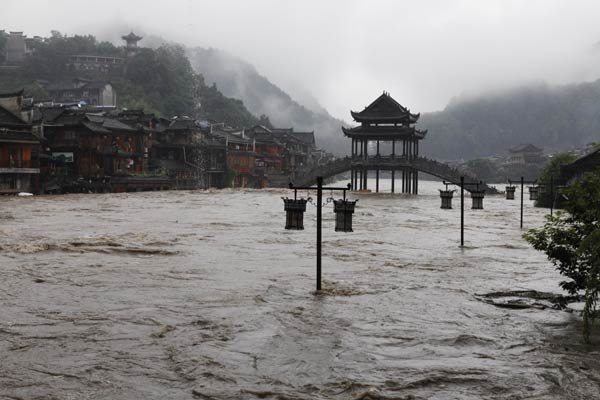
[0,89,24,98]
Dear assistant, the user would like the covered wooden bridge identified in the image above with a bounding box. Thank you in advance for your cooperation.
[297,92,498,194]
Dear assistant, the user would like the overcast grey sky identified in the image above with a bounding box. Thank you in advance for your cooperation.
[3,0,600,119]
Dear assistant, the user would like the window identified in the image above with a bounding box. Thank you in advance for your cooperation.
[64,131,76,140]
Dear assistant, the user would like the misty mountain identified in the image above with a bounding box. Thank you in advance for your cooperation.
[187,47,348,154]
[186,46,600,161]
[420,81,600,160]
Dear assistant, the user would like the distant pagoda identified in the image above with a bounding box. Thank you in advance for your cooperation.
[122,31,142,51]
[343,91,427,193]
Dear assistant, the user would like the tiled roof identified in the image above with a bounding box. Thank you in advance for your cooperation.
[351,92,420,123]
[509,144,543,153]
[0,89,24,98]
[0,129,39,143]
[289,131,315,145]
[82,121,111,134]
[0,105,26,125]
[168,117,200,131]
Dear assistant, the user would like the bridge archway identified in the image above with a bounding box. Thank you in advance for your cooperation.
[297,156,498,194]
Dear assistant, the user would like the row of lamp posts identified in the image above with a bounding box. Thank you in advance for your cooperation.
[283,175,560,290]
[438,176,560,247]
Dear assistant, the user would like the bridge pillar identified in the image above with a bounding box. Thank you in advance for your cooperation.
[376,169,379,193]
[391,170,395,193]
[415,170,419,194]
[401,169,404,193]
[359,169,364,190]
[413,169,418,194]
[363,168,368,190]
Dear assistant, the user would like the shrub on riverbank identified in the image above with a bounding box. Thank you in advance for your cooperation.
[524,169,600,341]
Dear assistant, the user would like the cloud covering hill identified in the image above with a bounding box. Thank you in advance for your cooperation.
[187,47,349,154]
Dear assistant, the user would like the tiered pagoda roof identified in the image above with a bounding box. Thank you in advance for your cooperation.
[342,91,427,140]
[350,91,420,124]
[122,31,142,42]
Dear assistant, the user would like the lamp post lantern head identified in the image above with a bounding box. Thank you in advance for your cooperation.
[439,189,455,209]
[283,198,308,230]
[505,185,516,200]
[471,190,486,209]
[529,186,539,200]
[333,199,358,232]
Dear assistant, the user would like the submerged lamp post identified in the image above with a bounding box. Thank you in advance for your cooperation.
[508,177,537,228]
[443,177,484,247]
[285,176,354,291]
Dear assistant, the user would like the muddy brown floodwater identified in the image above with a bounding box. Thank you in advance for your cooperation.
[1,180,600,399]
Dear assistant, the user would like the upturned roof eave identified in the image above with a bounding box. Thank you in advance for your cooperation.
[350,110,420,123]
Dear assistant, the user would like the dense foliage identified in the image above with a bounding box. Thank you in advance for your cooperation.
[534,152,577,208]
[420,83,600,160]
[524,170,600,341]
[0,32,260,126]
[0,30,8,64]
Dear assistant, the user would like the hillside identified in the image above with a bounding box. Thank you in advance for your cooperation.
[7,32,600,160]
[0,31,259,127]
[187,47,348,154]
[420,82,600,160]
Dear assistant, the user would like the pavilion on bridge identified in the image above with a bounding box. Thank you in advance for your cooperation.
[342,91,427,193]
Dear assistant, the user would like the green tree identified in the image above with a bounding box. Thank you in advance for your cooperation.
[524,169,600,341]
[257,114,273,129]
[1,31,262,127]
[0,30,8,64]
[535,152,577,208]
[464,158,504,182]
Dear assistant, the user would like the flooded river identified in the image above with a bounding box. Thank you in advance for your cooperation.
[1,179,600,399]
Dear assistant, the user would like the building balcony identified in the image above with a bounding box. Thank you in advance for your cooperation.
[0,159,39,168]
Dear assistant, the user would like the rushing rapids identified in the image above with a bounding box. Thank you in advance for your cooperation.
[1,180,600,399]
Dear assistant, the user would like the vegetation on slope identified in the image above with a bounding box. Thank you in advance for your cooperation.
[0,31,260,126]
